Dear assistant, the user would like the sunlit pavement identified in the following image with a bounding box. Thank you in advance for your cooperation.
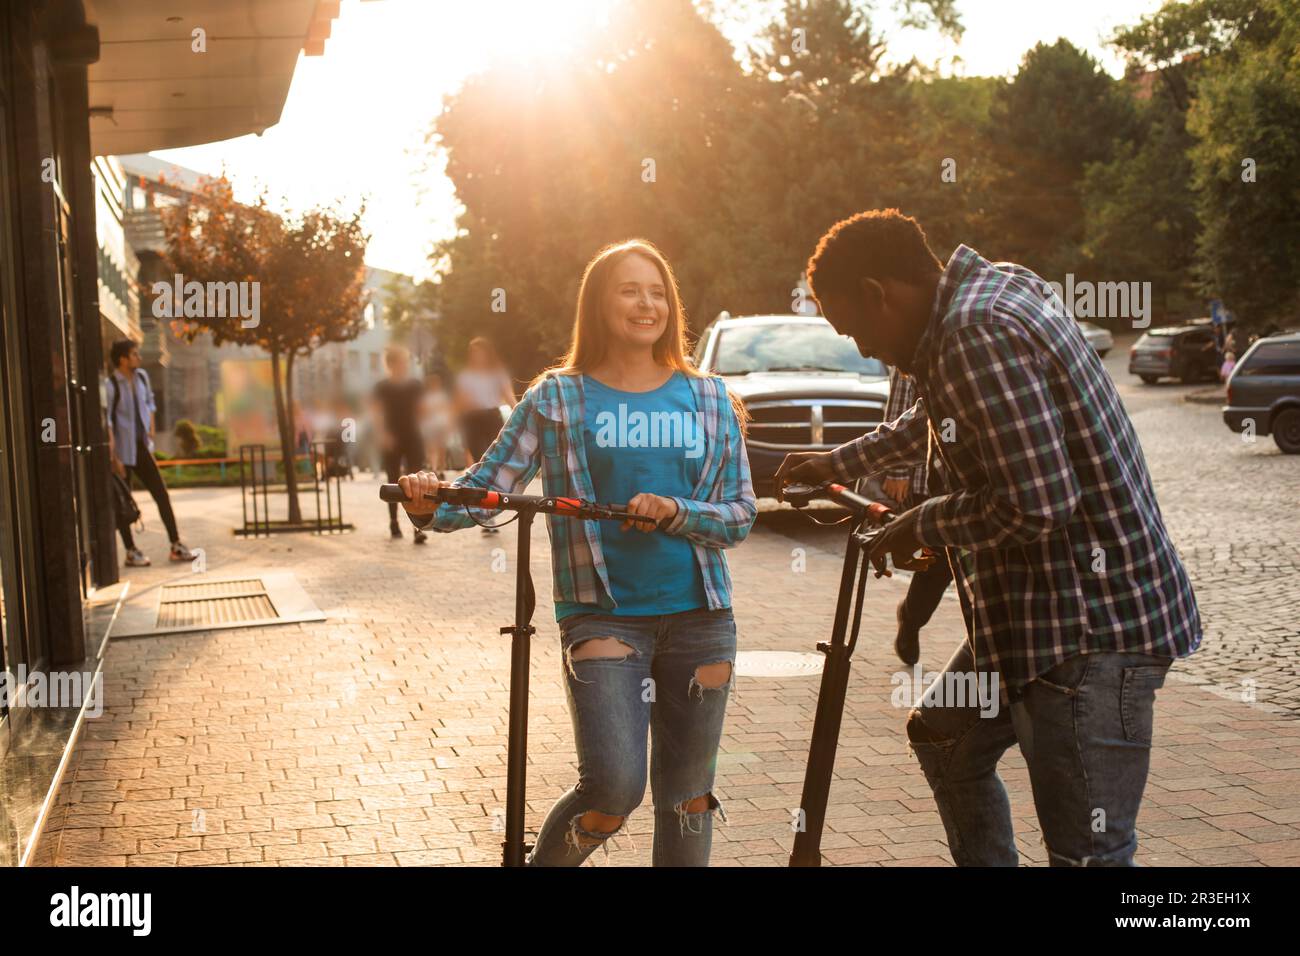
[35,360,1300,866]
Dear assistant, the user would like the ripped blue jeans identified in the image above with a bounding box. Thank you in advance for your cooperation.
[527,607,736,867]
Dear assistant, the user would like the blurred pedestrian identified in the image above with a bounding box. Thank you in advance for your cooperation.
[420,371,453,477]
[1225,327,1244,357]
[106,339,199,567]
[293,400,310,455]
[454,337,516,477]
[372,345,428,543]
[1220,351,1236,382]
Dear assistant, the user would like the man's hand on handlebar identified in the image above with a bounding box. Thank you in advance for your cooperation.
[773,451,837,500]
[622,492,677,532]
[397,470,443,516]
[864,505,935,576]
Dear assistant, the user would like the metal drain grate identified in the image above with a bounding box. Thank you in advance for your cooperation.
[160,579,267,601]
[157,593,278,628]
[110,572,325,638]
[156,579,276,627]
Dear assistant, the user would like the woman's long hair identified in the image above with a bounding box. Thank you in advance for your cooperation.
[536,239,694,379]
[533,239,746,427]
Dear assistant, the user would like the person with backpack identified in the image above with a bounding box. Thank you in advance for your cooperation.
[107,339,198,567]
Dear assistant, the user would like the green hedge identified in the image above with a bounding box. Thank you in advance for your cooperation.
[149,455,316,489]
[168,419,227,460]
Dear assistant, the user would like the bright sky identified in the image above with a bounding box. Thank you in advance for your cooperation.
[156,0,1164,281]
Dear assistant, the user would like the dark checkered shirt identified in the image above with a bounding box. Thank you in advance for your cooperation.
[832,245,1202,695]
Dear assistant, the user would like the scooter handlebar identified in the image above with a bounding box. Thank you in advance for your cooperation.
[379,483,495,507]
[378,483,662,527]
[379,484,409,503]
[782,481,894,525]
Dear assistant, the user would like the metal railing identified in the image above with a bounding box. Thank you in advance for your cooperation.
[238,444,271,537]
[237,443,351,535]
[309,439,347,534]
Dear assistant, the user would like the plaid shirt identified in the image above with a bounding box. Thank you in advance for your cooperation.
[417,370,756,612]
[832,245,1201,695]
[879,368,930,502]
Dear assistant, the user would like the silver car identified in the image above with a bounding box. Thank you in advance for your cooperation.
[692,314,890,498]
[1078,320,1114,356]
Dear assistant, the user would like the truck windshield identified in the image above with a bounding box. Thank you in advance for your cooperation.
[714,323,887,377]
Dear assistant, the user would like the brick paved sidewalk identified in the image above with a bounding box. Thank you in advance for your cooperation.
[34,477,1300,867]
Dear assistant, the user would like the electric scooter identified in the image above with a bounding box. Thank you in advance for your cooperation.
[780,480,901,867]
[378,482,660,867]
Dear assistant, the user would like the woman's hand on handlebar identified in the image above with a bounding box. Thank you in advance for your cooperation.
[622,493,677,532]
[397,470,443,516]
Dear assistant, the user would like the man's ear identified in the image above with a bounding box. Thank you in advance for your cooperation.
[859,277,885,311]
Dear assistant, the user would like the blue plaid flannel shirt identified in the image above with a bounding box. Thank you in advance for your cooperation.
[414,369,757,612]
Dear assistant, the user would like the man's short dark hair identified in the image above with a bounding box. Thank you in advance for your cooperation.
[807,209,944,301]
[110,339,138,367]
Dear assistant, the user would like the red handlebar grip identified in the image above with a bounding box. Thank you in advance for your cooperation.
[826,483,894,524]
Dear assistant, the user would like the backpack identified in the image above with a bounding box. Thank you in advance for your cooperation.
[110,471,143,531]
[108,370,147,532]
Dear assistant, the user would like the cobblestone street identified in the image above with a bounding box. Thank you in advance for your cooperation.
[35,343,1300,867]
[1098,342,1300,714]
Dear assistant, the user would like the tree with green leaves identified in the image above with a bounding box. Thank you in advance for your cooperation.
[1081,97,1201,323]
[1185,1,1299,331]
[1112,0,1299,331]
[430,0,769,377]
[983,39,1137,279]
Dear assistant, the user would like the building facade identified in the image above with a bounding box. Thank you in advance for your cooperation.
[0,0,338,867]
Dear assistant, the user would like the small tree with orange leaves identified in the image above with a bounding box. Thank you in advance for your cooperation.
[160,174,368,523]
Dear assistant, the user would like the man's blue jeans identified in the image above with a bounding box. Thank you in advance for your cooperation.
[527,607,736,867]
[907,641,1172,866]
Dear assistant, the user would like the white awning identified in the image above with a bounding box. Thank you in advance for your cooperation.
[84,0,340,157]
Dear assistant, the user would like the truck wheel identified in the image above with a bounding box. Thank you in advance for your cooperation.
[1272,409,1300,454]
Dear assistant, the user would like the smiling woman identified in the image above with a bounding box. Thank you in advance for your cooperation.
[400,236,756,866]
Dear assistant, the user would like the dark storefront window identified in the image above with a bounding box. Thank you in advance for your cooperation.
[0,4,23,691]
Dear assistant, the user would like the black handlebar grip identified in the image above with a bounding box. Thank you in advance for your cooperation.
[378,483,410,503]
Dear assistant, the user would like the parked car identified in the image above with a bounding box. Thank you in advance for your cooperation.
[1223,331,1300,454]
[1129,322,1220,384]
[693,314,890,498]
[1078,320,1114,356]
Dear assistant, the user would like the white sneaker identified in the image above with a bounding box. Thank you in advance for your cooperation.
[169,542,198,562]
[125,549,151,567]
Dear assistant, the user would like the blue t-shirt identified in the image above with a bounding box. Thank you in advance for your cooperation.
[555,372,708,620]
